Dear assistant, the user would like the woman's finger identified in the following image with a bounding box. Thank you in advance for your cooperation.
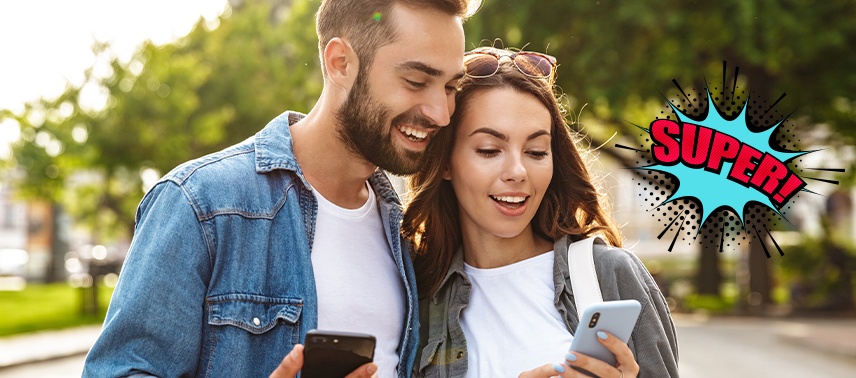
[518,362,574,378]
[596,331,639,377]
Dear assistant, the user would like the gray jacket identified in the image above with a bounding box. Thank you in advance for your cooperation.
[415,235,680,377]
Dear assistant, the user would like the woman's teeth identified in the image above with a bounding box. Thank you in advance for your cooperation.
[490,195,527,204]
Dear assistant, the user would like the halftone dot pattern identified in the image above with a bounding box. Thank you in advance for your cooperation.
[740,90,797,248]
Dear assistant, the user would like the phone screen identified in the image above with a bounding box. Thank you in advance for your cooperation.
[302,330,376,378]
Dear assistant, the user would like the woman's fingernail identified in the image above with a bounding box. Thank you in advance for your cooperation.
[552,363,565,373]
[565,353,577,362]
[597,331,608,340]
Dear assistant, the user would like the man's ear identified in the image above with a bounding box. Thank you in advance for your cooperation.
[323,37,359,90]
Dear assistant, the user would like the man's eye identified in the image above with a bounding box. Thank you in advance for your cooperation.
[406,80,426,89]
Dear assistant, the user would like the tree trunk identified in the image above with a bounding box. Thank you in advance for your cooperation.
[695,236,722,296]
[747,238,773,315]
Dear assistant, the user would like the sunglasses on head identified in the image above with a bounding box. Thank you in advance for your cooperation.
[463,47,558,85]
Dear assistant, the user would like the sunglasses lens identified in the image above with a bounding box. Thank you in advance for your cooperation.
[514,53,554,78]
[464,54,499,78]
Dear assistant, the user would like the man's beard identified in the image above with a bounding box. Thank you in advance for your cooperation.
[336,73,433,176]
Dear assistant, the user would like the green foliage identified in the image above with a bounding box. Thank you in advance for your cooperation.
[466,0,856,168]
[2,0,322,241]
[0,283,114,337]
[684,293,736,314]
[779,231,856,312]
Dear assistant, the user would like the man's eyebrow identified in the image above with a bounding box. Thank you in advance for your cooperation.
[396,61,443,77]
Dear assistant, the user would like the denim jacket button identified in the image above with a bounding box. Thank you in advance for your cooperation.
[253,317,261,326]
[456,351,464,360]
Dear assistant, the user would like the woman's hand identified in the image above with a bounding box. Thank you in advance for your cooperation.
[519,331,639,378]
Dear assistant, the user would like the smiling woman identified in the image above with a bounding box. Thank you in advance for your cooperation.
[402,47,679,377]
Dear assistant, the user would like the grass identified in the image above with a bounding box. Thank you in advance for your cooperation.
[0,282,114,337]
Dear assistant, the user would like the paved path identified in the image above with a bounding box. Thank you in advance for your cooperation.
[2,315,856,377]
[0,325,101,368]
[675,314,856,377]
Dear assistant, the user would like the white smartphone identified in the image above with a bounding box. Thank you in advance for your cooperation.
[569,299,641,367]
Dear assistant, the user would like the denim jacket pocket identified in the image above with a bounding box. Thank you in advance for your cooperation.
[202,294,304,376]
[207,293,303,334]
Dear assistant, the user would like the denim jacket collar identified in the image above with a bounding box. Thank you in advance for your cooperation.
[253,111,402,207]
[254,111,309,186]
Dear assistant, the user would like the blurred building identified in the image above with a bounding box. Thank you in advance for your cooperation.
[0,171,27,251]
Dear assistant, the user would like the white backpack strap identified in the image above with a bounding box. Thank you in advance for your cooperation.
[567,236,605,317]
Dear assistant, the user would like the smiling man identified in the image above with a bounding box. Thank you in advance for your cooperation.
[82,1,479,377]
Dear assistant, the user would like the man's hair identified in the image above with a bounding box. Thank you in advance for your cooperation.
[402,62,623,298]
[316,0,480,77]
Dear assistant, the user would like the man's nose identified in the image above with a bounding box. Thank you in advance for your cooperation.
[421,87,453,127]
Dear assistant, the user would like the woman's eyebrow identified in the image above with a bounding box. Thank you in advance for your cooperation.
[527,130,551,140]
[469,127,507,141]
[469,128,551,141]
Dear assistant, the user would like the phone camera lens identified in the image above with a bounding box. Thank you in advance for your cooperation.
[588,312,600,328]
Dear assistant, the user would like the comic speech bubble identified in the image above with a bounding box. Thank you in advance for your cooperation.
[639,88,809,232]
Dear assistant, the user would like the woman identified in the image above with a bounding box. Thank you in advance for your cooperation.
[402,47,679,377]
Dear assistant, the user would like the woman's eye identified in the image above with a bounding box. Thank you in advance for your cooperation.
[476,149,500,157]
[528,150,550,159]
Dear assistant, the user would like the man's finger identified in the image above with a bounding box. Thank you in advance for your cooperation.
[343,362,379,378]
[269,344,304,378]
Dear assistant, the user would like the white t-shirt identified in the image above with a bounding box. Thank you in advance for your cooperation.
[461,251,573,377]
[311,183,405,378]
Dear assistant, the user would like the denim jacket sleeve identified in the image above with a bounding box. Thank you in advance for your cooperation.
[83,180,213,377]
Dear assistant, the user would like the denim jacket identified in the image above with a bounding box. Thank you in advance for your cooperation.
[83,111,419,378]
[415,236,679,377]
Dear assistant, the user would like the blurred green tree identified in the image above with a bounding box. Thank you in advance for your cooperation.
[467,0,856,149]
[3,0,321,242]
[466,0,856,309]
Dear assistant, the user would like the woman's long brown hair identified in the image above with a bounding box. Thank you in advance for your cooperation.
[402,63,623,299]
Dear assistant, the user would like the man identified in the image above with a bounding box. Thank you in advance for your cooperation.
[82,0,478,377]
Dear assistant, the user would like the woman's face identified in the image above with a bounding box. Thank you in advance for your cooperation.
[445,87,554,241]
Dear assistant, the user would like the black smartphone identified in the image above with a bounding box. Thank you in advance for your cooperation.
[302,330,376,378]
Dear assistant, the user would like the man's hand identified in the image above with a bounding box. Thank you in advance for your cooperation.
[269,344,305,378]
[269,344,379,378]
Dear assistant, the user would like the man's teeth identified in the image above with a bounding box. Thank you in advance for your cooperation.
[491,195,526,203]
[399,126,427,141]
